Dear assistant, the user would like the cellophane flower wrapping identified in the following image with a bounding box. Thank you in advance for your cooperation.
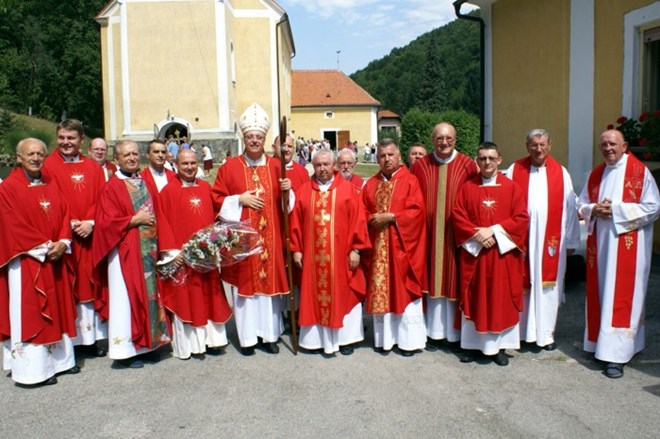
[157,221,263,282]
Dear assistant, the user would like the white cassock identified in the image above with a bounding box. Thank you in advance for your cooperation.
[578,154,660,363]
[218,171,295,348]
[459,175,521,355]
[2,248,75,385]
[147,166,170,192]
[506,163,580,347]
[373,298,426,352]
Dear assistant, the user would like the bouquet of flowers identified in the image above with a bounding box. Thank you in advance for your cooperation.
[157,220,263,282]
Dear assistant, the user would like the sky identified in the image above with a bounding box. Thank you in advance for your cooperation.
[279,0,477,75]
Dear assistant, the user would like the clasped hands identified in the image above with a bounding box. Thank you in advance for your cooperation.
[473,227,496,249]
[71,220,93,239]
[592,198,612,219]
[293,251,360,271]
[46,240,67,261]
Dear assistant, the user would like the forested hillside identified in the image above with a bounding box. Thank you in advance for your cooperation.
[0,0,107,131]
[351,16,480,117]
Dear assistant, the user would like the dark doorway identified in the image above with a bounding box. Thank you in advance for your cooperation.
[161,123,188,142]
[323,130,337,150]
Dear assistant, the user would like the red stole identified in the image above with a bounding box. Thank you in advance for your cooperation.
[585,154,644,342]
[511,156,564,288]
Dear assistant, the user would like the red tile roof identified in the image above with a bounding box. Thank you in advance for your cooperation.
[378,110,400,119]
[292,70,380,107]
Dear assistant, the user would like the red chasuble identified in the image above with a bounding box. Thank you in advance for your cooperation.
[411,153,478,300]
[211,155,289,297]
[348,174,365,192]
[0,169,77,344]
[452,173,529,333]
[287,161,310,192]
[290,175,370,328]
[510,156,564,288]
[157,179,232,327]
[142,167,177,194]
[42,154,105,304]
[362,167,427,315]
[92,176,167,350]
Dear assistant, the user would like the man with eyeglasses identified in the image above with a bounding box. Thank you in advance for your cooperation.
[452,142,529,366]
[410,123,478,351]
[211,103,292,356]
[506,129,580,353]
[336,148,365,191]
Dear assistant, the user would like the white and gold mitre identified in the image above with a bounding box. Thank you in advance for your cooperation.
[239,103,271,134]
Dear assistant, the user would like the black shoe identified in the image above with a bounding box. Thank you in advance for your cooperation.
[542,342,557,351]
[139,350,161,363]
[459,350,477,363]
[373,347,390,356]
[399,349,415,357]
[191,353,205,361]
[259,342,280,354]
[206,346,225,356]
[92,343,107,357]
[64,365,81,375]
[339,345,354,356]
[240,346,256,356]
[425,338,440,352]
[15,376,58,388]
[492,350,509,366]
[604,363,624,379]
[114,358,144,369]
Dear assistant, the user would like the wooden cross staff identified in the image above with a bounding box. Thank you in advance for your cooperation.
[278,116,298,355]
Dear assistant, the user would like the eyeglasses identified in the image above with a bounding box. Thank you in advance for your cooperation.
[476,156,500,162]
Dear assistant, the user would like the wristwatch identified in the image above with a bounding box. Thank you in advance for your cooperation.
[351,249,360,255]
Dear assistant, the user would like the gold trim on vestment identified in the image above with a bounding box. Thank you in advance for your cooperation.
[432,164,448,298]
[367,180,395,313]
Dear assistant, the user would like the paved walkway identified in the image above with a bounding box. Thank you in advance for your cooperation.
[1,258,659,438]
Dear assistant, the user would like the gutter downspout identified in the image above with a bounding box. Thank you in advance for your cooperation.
[275,13,295,130]
[453,0,485,143]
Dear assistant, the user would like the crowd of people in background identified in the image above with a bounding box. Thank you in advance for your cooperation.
[0,102,658,389]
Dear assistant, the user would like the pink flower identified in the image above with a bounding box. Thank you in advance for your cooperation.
[616,116,628,124]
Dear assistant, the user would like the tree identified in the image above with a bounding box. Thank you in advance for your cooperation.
[416,39,447,113]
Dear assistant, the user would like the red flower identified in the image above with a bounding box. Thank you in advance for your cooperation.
[199,241,208,249]
[639,138,648,146]
[639,112,649,122]
[654,110,660,118]
[607,124,614,130]
[616,116,628,124]
[642,152,653,160]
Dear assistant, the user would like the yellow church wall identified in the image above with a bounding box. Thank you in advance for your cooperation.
[125,1,220,132]
[291,107,374,145]
[490,0,570,167]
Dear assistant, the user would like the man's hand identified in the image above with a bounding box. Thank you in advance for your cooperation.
[293,252,303,269]
[593,198,612,219]
[239,189,265,210]
[72,220,93,239]
[129,210,155,228]
[473,227,494,245]
[348,251,360,271]
[46,241,67,261]
[368,212,395,230]
[280,178,291,192]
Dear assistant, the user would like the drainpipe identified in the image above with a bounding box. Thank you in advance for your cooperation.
[275,13,295,133]
[453,0,485,143]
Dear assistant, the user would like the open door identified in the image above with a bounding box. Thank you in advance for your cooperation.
[337,130,350,151]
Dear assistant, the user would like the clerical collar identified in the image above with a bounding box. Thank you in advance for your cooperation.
[181,179,197,187]
[285,160,294,170]
[118,168,140,179]
[433,149,457,164]
[316,176,334,192]
[23,169,43,185]
[606,152,628,169]
[244,154,265,167]
[481,174,498,185]
[380,167,401,181]
[60,153,81,163]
